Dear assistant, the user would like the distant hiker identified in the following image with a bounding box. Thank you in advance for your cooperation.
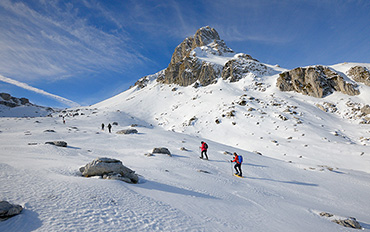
[101,123,105,130]
[199,141,208,160]
[231,152,243,177]
[107,123,112,133]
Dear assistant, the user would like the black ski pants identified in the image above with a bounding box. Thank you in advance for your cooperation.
[234,163,242,175]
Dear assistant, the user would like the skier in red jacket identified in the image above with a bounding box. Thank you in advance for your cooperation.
[200,141,208,160]
[231,152,243,177]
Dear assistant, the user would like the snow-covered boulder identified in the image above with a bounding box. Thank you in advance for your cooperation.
[0,201,22,220]
[79,157,139,184]
[152,147,172,156]
[319,211,363,230]
[45,141,67,147]
[116,129,138,134]
[332,217,362,229]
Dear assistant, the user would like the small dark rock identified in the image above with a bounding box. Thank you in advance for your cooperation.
[45,141,67,147]
[0,201,23,221]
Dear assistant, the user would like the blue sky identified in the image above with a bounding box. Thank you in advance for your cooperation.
[0,0,369,108]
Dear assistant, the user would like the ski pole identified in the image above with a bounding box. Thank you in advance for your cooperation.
[230,160,233,176]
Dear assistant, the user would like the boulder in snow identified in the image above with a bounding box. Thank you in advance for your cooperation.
[152,147,172,156]
[332,217,362,229]
[79,157,138,184]
[0,201,23,220]
[319,211,363,230]
[45,141,67,147]
[116,129,138,134]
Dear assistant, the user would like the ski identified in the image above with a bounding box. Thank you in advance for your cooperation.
[233,174,245,178]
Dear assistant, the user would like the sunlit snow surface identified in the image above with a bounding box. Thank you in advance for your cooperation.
[1,62,370,231]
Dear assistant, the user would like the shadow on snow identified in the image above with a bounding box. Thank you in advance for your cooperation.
[136,180,217,199]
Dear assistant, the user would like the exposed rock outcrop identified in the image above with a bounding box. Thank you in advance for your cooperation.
[277,66,359,98]
[80,157,138,184]
[319,211,363,230]
[332,218,362,229]
[0,92,30,108]
[361,105,370,115]
[221,54,272,82]
[347,66,370,86]
[133,70,165,89]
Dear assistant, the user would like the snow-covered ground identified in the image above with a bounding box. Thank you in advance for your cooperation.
[1,63,370,231]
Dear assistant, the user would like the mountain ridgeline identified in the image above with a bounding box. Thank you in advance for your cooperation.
[135,26,271,88]
[135,26,369,95]
[131,26,370,124]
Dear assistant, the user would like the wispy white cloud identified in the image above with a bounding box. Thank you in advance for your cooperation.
[0,0,144,81]
[0,74,80,107]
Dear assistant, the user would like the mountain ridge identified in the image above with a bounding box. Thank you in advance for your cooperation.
[94,26,370,173]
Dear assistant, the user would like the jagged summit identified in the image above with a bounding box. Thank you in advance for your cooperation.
[151,26,264,87]
[169,26,233,65]
[193,26,221,47]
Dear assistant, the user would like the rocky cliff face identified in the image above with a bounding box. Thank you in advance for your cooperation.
[157,26,233,87]
[276,66,360,98]
[221,54,273,82]
[347,66,370,86]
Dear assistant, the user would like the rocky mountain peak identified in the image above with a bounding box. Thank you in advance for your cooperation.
[168,26,232,66]
[154,26,262,87]
[192,26,221,48]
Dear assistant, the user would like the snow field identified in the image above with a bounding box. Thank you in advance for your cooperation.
[1,107,370,231]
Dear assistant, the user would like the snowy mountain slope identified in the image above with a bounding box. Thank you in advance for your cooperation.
[1,108,370,231]
[94,64,370,174]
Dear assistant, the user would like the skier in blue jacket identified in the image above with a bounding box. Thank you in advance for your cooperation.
[231,152,243,177]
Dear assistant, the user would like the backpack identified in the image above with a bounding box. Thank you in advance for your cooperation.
[204,143,208,149]
[238,155,243,164]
